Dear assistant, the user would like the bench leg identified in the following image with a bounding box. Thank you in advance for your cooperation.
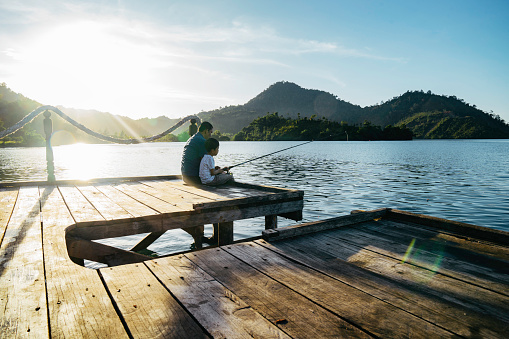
[265,215,278,229]
[217,222,234,246]
[130,231,165,252]
[184,225,204,249]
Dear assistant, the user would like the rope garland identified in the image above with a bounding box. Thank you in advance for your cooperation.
[0,105,201,144]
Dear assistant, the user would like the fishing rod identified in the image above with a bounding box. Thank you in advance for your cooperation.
[227,140,313,170]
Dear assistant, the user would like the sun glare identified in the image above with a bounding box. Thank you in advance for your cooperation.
[16,20,157,113]
[55,143,108,181]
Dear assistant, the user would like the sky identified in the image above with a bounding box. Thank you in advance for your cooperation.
[1,0,508,122]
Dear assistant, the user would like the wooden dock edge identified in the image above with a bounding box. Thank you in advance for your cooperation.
[386,209,509,246]
[262,208,389,241]
[262,208,509,245]
[0,175,182,188]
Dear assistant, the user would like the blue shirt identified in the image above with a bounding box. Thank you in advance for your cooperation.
[181,132,206,176]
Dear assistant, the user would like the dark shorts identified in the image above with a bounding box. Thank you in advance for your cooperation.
[204,173,234,186]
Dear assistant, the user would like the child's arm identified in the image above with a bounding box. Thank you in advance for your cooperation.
[209,167,225,175]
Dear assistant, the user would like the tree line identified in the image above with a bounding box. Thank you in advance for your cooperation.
[231,113,413,141]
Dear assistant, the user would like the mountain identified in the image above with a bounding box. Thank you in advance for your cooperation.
[0,83,181,145]
[2,81,509,143]
[363,90,509,138]
[55,107,181,140]
[199,82,509,139]
[199,81,363,133]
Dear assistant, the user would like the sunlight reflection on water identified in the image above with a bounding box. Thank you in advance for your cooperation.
[1,140,508,259]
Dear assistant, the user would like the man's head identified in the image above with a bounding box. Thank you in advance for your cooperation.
[199,121,213,139]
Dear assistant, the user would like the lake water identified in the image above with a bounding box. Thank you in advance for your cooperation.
[1,140,508,259]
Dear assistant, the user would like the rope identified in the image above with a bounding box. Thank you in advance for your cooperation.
[0,105,201,144]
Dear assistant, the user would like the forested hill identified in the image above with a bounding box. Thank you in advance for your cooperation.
[2,81,509,144]
[199,81,363,133]
[362,91,509,138]
[0,83,180,145]
[200,82,509,139]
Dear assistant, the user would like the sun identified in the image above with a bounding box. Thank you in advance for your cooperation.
[12,20,156,114]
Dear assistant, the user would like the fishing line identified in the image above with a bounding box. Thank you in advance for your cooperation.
[222,131,347,171]
[227,140,313,170]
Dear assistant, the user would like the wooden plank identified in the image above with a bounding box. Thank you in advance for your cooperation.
[187,182,303,211]
[161,180,232,200]
[192,192,302,211]
[364,219,509,272]
[115,181,203,251]
[375,219,509,262]
[99,262,207,338]
[148,179,283,202]
[68,215,164,241]
[255,235,509,337]
[58,185,104,223]
[0,187,18,244]
[139,180,214,209]
[114,182,185,213]
[94,184,160,217]
[207,187,252,199]
[224,242,455,338]
[77,185,133,220]
[0,186,48,337]
[163,199,303,235]
[70,200,304,241]
[0,175,182,188]
[39,186,128,338]
[325,220,509,295]
[132,182,197,210]
[66,236,151,266]
[147,255,292,338]
[387,209,509,246]
[186,248,373,338]
[322,230,509,317]
[233,181,303,194]
[262,208,388,241]
[131,179,302,213]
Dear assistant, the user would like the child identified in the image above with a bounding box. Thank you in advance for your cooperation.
[199,138,234,185]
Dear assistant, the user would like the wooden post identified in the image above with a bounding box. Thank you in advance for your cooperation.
[184,225,204,249]
[130,231,165,252]
[43,110,55,182]
[217,221,234,246]
[265,215,278,229]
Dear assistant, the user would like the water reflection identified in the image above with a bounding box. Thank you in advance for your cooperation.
[56,143,110,180]
[220,140,509,233]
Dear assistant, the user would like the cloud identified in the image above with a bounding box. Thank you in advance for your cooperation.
[0,1,405,118]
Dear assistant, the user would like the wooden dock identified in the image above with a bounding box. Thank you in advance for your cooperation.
[1,177,508,338]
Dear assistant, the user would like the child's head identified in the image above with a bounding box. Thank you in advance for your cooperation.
[205,137,220,155]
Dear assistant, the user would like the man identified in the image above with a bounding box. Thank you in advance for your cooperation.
[181,121,213,186]
[179,121,217,247]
